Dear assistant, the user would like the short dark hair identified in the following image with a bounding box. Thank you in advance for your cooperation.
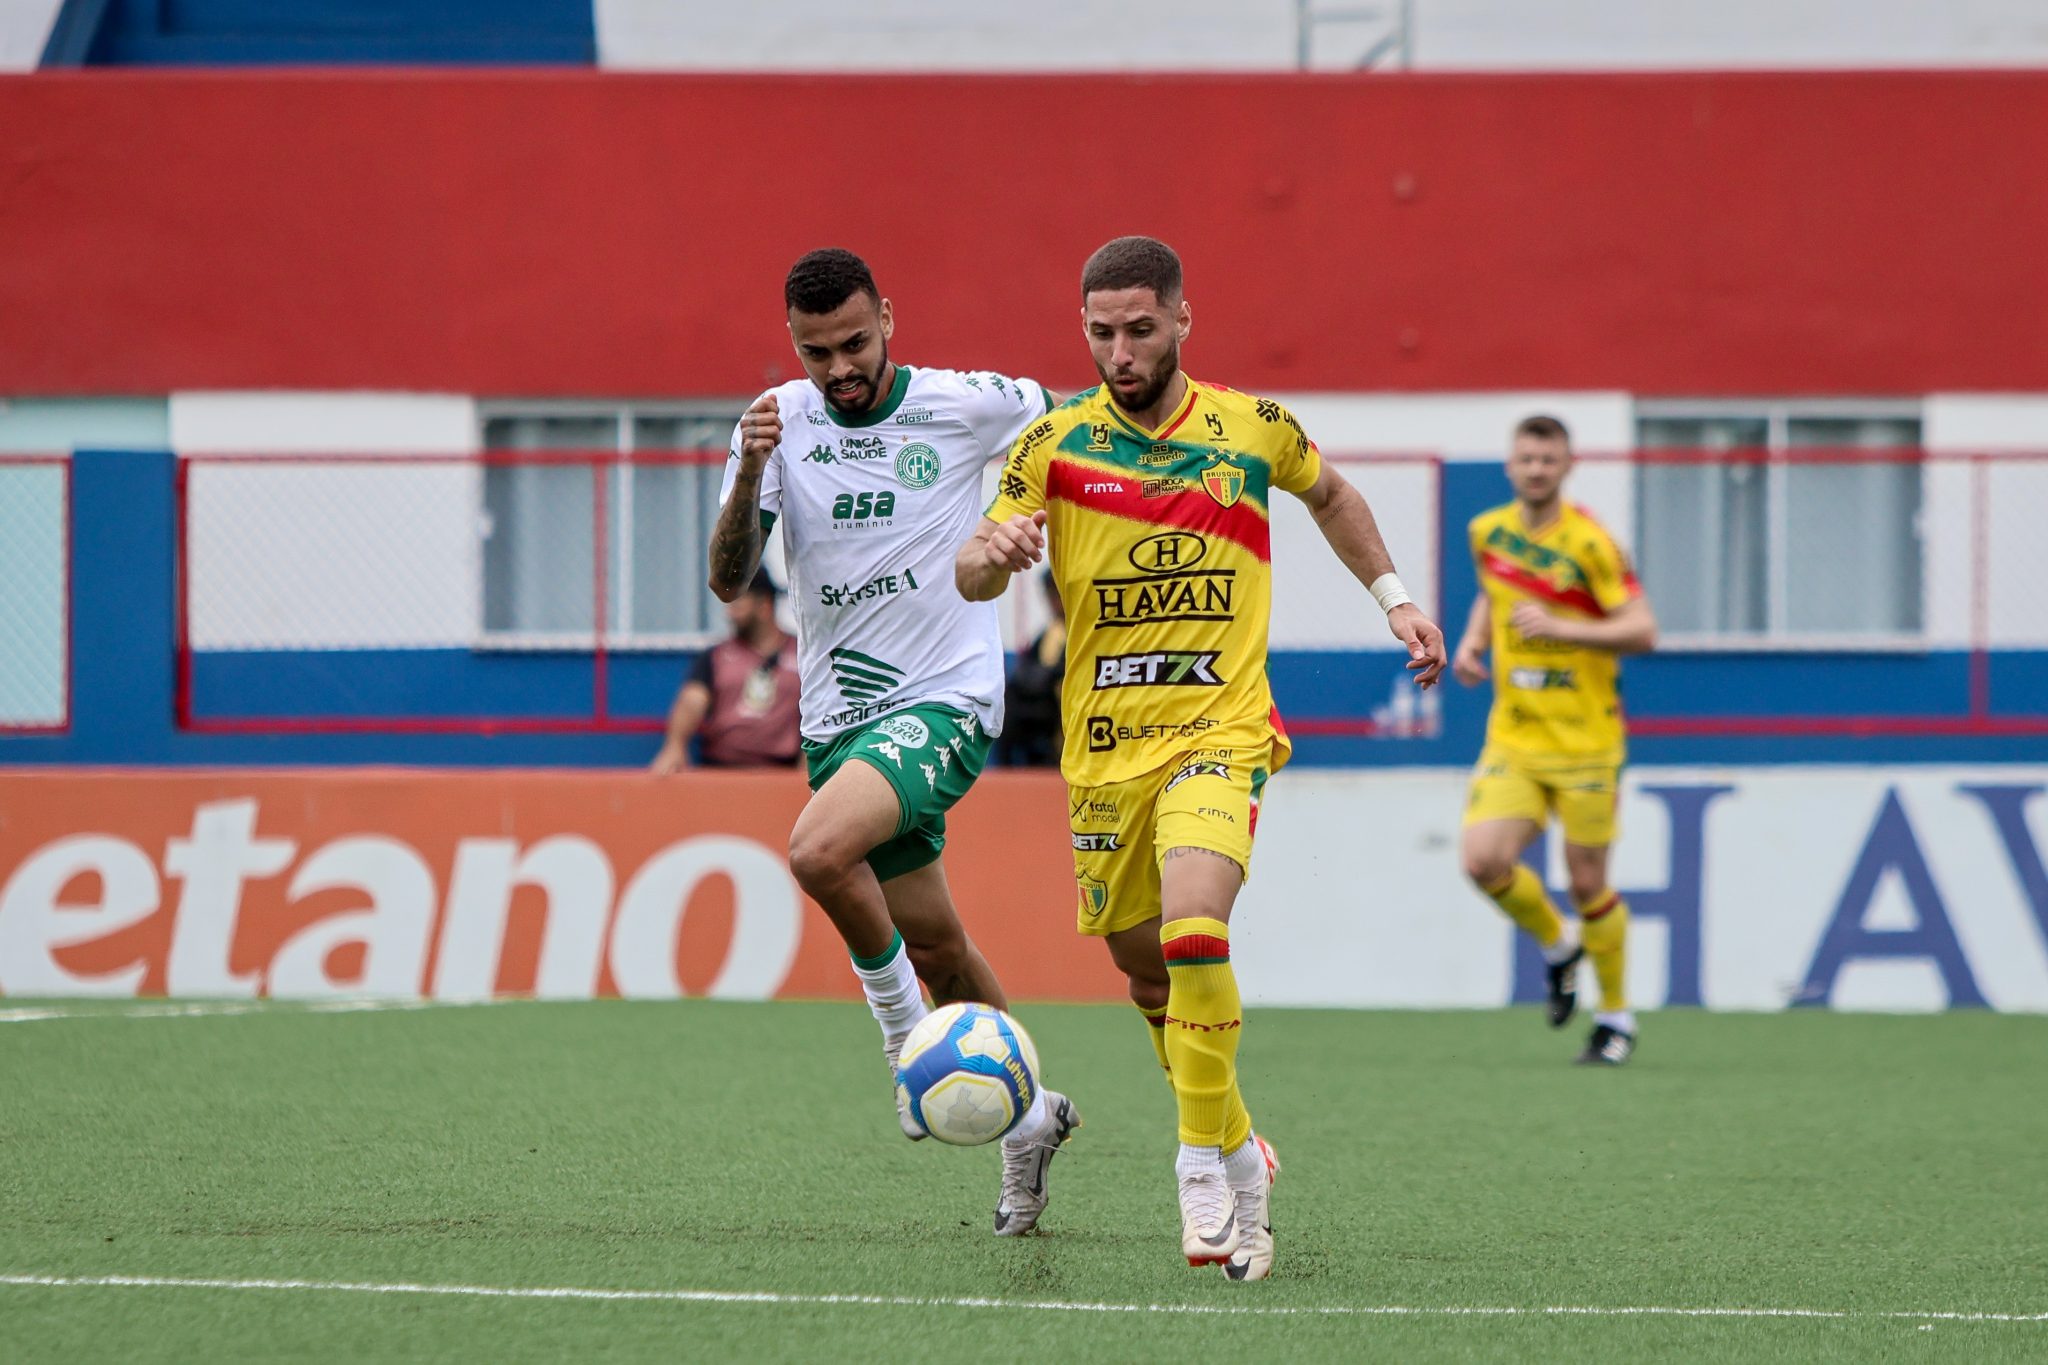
[1514,414,1571,447]
[1081,236,1182,302]
[746,568,779,601]
[784,248,879,315]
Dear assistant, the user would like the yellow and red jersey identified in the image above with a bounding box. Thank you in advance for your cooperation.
[987,379,1321,785]
[1468,500,1641,765]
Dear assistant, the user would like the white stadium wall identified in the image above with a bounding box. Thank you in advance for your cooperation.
[167,389,2048,653]
[593,0,2048,71]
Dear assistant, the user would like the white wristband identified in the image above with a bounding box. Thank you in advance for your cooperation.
[1368,573,1413,614]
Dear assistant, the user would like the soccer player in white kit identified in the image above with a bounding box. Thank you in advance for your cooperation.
[707,249,1078,1235]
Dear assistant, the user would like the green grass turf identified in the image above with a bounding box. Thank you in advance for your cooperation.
[1,1001,2044,1363]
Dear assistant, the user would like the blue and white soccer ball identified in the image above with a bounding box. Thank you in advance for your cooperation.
[894,1002,1042,1146]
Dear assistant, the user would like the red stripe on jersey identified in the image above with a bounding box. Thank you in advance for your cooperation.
[1163,933,1232,964]
[1480,551,1606,617]
[1047,458,1271,562]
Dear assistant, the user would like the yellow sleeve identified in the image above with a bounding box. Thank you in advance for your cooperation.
[1263,400,1322,495]
[1579,524,1643,614]
[986,413,1057,522]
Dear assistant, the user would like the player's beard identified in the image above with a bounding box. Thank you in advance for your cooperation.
[1098,337,1180,416]
[821,339,891,416]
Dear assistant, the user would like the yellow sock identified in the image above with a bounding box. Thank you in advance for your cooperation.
[1137,1002,1171,1078]
[1160,917,1253,1152]
[1578,890,1629,1012]
[1484,864,1566,948]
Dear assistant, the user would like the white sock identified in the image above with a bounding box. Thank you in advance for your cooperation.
[1595,1009,1637,1035]
[1003,1082,1054,1147]
[1222,1133,1265,1189]
[1542,920,1583,965]
[1175,1142,1225,1181]
[850,933,926,1047]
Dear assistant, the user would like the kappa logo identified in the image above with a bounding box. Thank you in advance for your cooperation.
[1093,651,1225,689]
[804,444,836,464]
[919,761,938,790]
[1071,831,1123,852]
[872,740,904,767]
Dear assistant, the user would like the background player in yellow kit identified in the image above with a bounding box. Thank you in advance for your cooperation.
[957,236,1445,1281]
[1452,415,1659,1065]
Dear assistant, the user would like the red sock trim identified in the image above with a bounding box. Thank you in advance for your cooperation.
[1580,891,1620,920]
[1162,933,1231,964]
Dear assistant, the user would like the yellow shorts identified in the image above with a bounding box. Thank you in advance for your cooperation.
[1463,744,1621,848]
[1070,745,1272,937]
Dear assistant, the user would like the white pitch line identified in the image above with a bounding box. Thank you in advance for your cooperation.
[0,1274,2042,1324]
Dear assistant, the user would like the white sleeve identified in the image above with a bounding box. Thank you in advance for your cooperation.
[962,372,1053,464]
[717,411,783,525]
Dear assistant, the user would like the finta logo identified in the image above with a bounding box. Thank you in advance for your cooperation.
[1093,651,1225,689]
[1084,481,1126,495]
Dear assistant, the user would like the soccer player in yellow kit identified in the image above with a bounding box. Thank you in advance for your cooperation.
[957,236,1446,1281]
[1453,415,1659,1066]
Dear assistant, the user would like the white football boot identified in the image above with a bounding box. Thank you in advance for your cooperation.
[884,1034,926,1141]
[994,1091,1081,1236]
[1222,1135,1280,1282]
[1178,1169,1242,1266]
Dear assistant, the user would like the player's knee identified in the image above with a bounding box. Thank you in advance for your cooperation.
[787,826,858,897]
[1568,869,1608,908]
[1127,974,1169,1013]
[1461,844,1514,890]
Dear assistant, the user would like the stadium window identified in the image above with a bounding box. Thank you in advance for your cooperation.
[478,405,741,648]
[1633,402,1924,648]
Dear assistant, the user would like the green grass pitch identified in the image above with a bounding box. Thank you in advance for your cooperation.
[2,1000,2044,1362]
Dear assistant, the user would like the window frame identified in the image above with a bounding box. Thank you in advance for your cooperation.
[474,399,744,652]
[1631,397,1927,653]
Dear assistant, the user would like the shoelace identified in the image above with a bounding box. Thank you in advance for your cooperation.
[1180,1172,1233,1232]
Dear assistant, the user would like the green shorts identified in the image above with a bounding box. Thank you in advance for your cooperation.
[802,702,993,883]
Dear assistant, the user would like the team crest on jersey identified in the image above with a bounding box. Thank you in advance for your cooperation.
[1200,457,1246,509]
[1076,873,1109,920]
[895,442,941,489]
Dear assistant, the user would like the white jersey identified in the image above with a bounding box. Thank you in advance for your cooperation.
[719,365,1051,742]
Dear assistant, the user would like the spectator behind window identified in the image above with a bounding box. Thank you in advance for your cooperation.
[650,569,800,771]
[994,572,1065,767]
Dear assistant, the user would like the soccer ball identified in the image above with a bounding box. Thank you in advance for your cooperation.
[894,1002,1042,1146]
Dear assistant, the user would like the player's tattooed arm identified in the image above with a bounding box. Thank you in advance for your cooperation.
[709,395,779,600]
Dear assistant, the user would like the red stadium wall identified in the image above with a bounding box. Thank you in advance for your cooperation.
[3,71,2047,397]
